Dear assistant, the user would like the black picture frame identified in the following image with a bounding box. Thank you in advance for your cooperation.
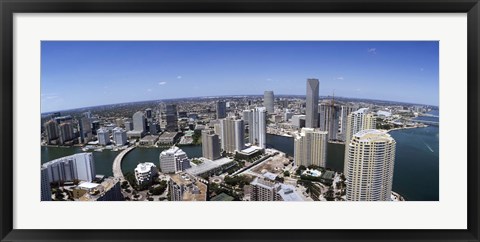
[1,0,479,241]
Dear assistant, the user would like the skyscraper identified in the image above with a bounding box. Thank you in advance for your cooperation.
[306,78,319,128]
[294,128,328,167]
[264,91,274,113]
[58,122,74,145]
[159,146,190,173]
[338,105,354,142]
[216,101,227,119]
[78,117,92,144]
[133,111,146,135]
[319,100,341,141]
[166,104,178,132]
[221,118,245,154]
[344,108,376,176]
[42,153,96,183]
[44,120,59,144]
[41,167,52,201]
[345,129,396,201]
[248,107,267,148]
[112,127,127,146]
[344,108,377,145]
[97,128,110,146]
[201,129,221,160]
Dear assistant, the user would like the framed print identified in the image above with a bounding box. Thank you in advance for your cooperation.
[1,0,479,241]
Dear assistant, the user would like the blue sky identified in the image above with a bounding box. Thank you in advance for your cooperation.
[41,41,439,113]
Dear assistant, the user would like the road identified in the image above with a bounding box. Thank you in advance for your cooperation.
[112,146,136,179]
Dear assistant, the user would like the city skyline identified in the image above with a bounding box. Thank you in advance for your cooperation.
[41,41,439,113]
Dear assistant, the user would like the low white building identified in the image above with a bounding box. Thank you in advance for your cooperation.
[134,162,158,185]
[159,146,190,174]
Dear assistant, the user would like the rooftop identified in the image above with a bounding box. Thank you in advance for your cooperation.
[354,129,395,143]
[185,157,234,176]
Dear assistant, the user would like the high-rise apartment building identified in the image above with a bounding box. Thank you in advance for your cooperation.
[264,91,274,113]
[319,100,341,141]
[345,129,396,201]
[169,172,207,201]
[216,101,227,119]
[221,118,245,154]
[78,118,92,144]
[248,107,267,148]
[44,120,59,144]
[201,129,221,160]
[294,128,328,167]
[41,153,96,183]
[112,127,127,146]
[344,108,376,176]
[97,128,110,145]
[338,105,354,142]
[305,78,319,128]
[58,122,74,145]
[159,146,190,173]
[134,162,158,186]
[41,167,52,201]
[133,111,146,134]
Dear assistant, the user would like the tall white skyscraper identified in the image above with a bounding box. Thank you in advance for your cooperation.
[306,78,319,128]
[345,129,396,201]
[42,153,96,183]
[248,107,267,148]
[344,108,376,176]
[221,118,245,154]
[159,146,190,173]
[264,91,274,113]
[97,128,110,145]
[338,105,354,142]
[112,127,127,146]
[294,128,328,167]
[344,108,377,145]
[133,111,146,134]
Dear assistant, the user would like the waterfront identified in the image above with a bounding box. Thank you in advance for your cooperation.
[41,125,439,201]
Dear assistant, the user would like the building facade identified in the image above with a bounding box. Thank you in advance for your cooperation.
[134,162,158,186]
[41,153,96,183]
[165,104,178,132]
[305,78,319,128]
[216,101,227,119]
[221,118,245,154]
[264,91,274,113]
[294,128,328,167]
[112,127,127,146]
[248,107,267,148]
[159,146,190,173]
[201,129,221,160]
[345,129,396,201]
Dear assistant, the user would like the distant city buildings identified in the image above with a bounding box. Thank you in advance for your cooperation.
[264,91,274,113]
[216,101,227,119]
[294,128,328,167]
[58,122,74,145]
[305,78,319,128]
[78,117,92,144]
[159,146,191,173]
[133,111,146,135]
[201,129,221,160]
[41,167,51,201]
[134,162,158,186]
[345,129,396,201]
[44,120,59,144]
[338,105,354,142]
[291,114,306,129]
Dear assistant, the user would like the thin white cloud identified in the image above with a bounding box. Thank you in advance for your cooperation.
[367,48,377,54]
[147,89,152,92]
[336,76,344,80]
[266,78,272,81]
[177,76,182,79]
[420,68,424,71]
[158,81,167,85]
